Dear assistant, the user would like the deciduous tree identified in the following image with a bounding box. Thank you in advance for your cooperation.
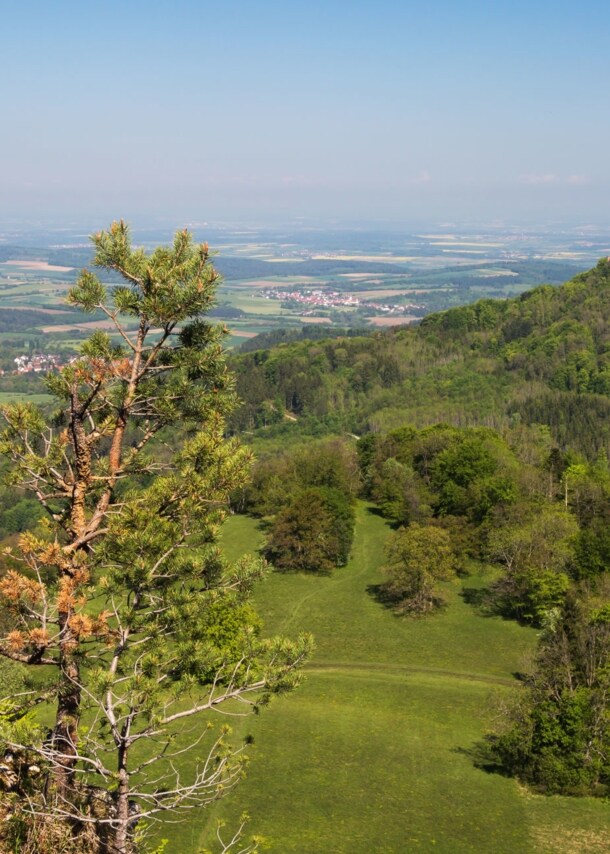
[487,504,577,624]
[382,523,457,615]
[264,487,355,573]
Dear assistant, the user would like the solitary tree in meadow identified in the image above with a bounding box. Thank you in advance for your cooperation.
[382,523,457,614]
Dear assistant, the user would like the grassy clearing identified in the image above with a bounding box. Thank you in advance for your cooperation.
[149,506,609,853]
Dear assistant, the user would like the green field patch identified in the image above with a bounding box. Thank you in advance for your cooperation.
[0,283,55,296]
[194,674,531,854]
[229,295,290,315]
[355,288,431,298]
[0,303,73,314]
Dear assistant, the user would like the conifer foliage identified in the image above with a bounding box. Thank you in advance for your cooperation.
[0,222,311,853]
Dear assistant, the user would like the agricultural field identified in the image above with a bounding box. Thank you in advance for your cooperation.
[149,508,610,854]
[1,223,609,356]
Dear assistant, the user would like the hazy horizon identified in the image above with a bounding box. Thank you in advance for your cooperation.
[2,0,609,227]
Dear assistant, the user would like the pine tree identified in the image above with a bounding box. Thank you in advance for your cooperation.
[0,221,311,853]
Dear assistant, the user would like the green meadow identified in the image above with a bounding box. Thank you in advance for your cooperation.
[152,507,610,854]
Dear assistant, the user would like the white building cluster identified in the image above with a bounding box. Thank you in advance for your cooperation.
[258,288,423,315]
[13,353,63,374]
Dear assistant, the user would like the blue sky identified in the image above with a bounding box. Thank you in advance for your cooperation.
[1,0,609,225]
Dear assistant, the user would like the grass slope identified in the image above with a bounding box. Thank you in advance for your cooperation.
[158,507,610,854]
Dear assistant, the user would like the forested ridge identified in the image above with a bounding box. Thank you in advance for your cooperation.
[231,257,610,457]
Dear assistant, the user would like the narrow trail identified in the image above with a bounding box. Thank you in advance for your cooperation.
[306,660,516,687]
[276,504,377,630]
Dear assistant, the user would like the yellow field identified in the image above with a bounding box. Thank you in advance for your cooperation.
[441,249,486,254]
[416,233,458,239]
[368,315,419,326]
[41,319,121,333]
[0,260,75,272]
[312,255,416,262]
[545,252,589,259]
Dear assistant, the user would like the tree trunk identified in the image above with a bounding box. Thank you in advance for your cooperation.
[107,747,132,854]
[51,624,81,796]
[49,404,89,793]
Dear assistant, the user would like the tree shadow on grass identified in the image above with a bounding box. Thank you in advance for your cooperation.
[461,585,542,627]
[453,739,511,779]
[363,505,404,529]
[364,505,387,519]
[366,582,447,617]
[366,582,400,611]
[460,585,516,621]
[265,558,333,576]
[461,585,493,610]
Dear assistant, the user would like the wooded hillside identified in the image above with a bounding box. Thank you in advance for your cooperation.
[230,258,610,456]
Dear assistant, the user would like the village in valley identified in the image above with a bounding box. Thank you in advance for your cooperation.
[257,286,425,316]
